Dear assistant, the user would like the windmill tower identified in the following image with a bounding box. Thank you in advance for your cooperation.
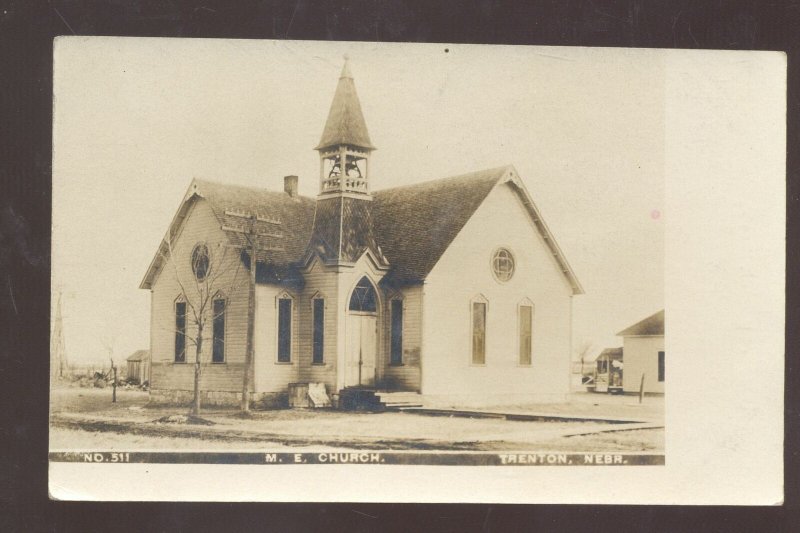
[50,291,69,380]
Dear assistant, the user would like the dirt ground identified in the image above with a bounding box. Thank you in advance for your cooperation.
[50,386,664,453]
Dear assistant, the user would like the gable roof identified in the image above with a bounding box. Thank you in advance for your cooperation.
[374,165,584,293]
[372,166,509,285]
[140,166,583,294]
[126,349,149,362]
[315,59,375,151]
[139,179,316,290]
[617,310,665,336]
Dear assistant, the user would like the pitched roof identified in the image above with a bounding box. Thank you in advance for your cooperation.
[617,310,665,336]
[139,179,316,290]
[140,166,584,294]
[594,347,623,361]
[372,166,509,285]
[126,349,149,362]
[315,59,375,151]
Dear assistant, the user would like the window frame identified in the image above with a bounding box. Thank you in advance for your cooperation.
[311,295,325,365]
[390,297,404,366]
[276,293,294,364]
[518,300,534,366]
[470,295,488,366]
[348,276,378,314]
[191,242,210,282]
[491,247,515,283]
[174,297,187,363]
[211,292,226,364]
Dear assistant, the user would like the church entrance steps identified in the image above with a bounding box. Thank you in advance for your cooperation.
[338,388,424,411]
[374,391,424,410]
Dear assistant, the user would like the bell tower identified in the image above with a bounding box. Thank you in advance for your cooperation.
[315,55,376,198]
[306,55,388,269]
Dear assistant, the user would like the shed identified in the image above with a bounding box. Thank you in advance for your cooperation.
[617,310,664,394]
[126,349,150,384]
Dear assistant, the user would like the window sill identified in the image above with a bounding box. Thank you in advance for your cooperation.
[275,361,294,365]
[470,363,486,367]
[388,362,404,367]
[311,362,326,366]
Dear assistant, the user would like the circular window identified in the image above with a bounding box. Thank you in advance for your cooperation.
[191,243,210,281]
[492,248,515,282]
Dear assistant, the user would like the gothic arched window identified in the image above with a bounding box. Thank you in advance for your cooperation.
[349,276,377,313]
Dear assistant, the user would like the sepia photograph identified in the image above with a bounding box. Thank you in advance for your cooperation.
[47,38,783,503]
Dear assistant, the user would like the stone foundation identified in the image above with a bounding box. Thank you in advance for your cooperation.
[149,389,288,409]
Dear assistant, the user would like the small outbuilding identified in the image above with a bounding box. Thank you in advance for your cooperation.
[126,349,150,384]
[617,310,664,394]
[594,347,623,374]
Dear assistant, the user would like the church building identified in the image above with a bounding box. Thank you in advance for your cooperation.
[140,58,584,408]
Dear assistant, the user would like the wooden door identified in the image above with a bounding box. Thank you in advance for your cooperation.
[346,314,377,387]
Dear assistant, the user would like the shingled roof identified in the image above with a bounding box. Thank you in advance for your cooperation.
[617,310,665,336]
[315,58,375,151]
[140,166,584,294]
[307,196,388,267]
[372,166,509,285]
[139,179,316,290]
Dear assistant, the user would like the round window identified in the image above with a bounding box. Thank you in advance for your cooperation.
[492,248,515,282]
[191,243,210,281]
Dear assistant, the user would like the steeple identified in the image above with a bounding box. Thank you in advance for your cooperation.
[316,55,375,198]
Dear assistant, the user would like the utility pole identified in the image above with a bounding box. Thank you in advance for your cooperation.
[110,357,117,403]
[223,211,283,412]
[51,291,68,380]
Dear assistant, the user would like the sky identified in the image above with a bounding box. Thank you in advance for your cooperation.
[52,38,665,365]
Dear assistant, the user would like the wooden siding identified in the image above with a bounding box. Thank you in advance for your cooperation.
[253,285,301,393]
[296,259,339,393]
[421,182,573,399]
[149,199,250,392]
[621,335,665,394]
[379,285,422,391]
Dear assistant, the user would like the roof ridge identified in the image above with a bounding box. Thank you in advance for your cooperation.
[193,178,315,202]
[374,165,512,194]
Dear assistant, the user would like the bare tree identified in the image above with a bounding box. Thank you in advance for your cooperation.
[162,236,245,416]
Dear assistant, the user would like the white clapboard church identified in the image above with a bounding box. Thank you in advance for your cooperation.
[140,58,584,408]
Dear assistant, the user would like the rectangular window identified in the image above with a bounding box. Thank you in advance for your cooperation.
[212,299,225,363]
[174,301,186,363]
[312,298,324,364]
[519,305,532,365]
[278,298,292,362]
[658,351,665,382]
[472,302,486,365]
[390,300,403,365]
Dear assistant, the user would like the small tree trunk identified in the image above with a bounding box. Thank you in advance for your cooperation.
[193,329,203,415]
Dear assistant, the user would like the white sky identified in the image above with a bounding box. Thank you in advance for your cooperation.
[53,37,665,364]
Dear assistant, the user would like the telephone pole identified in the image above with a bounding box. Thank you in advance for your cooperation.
[223,211,283,412]
[51,291,68,380]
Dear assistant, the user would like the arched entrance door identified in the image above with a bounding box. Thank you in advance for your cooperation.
[346,276,378,387]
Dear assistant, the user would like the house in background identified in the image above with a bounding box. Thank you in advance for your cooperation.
[617,310,665,394]
[139,58,584,408]
[125,349,150,384]
[594,347,623,374]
